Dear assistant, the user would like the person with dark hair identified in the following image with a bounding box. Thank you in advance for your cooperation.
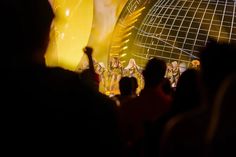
[2,1,120,156]
[130,76,138,97]
[118,57,172,157]
[171,68,202,112]
[119,77,133,96]
[112,76,135,107]
[142,58,167,88]
[159,40,236,157]
[200,40,236,104]
[145,69,202,157]
[80,46,100,91]
[162,78,174,96]
[200,40,236,157]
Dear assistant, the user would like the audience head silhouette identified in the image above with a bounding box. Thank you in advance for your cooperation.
[130,76,138,96]
[172,68,201,112]
[200,40,236,100]
[119,76,133,96]
[162,77,173,96]
[142,57,166,88]
[3,0,54,68]
[2,2,121,156]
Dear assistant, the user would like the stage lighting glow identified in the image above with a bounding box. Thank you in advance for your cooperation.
[65,9,70,17]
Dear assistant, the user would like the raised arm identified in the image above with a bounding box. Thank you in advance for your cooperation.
[83,46,96,75]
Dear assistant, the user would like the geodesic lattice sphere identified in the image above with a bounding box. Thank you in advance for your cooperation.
[111,0,236,68]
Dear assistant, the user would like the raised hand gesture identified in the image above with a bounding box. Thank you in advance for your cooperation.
[83,46,93,57]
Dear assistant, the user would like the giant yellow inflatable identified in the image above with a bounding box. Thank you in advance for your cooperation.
[46,0,94,71]
[46,0,128,71]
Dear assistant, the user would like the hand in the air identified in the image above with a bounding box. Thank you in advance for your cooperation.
[83,46,93,57]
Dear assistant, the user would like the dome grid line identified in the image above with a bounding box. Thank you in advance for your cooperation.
[136,0,165,60]
[133,0,165,65]
[186,0,208,63]
[207,0,220,44]
[229,1,235,43]
[109,0,236,68]
[217,0,228,42]
[170,0,196,64]
[135,0,176,63]
[156,0,186,61]
[149,0,178,59]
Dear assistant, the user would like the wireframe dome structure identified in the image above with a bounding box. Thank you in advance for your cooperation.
[109,0,236,67]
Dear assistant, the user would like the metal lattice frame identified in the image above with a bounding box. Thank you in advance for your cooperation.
[132,0,236,67]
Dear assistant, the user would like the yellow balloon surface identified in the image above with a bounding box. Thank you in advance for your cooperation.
[46,0,94,71]
[46,0,128,71]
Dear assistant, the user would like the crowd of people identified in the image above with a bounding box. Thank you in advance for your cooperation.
[2,1,236,157]
[77,56,144,95]
[78,56,200,95]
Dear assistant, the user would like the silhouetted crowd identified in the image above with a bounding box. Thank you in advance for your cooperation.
[2,1,236,157]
